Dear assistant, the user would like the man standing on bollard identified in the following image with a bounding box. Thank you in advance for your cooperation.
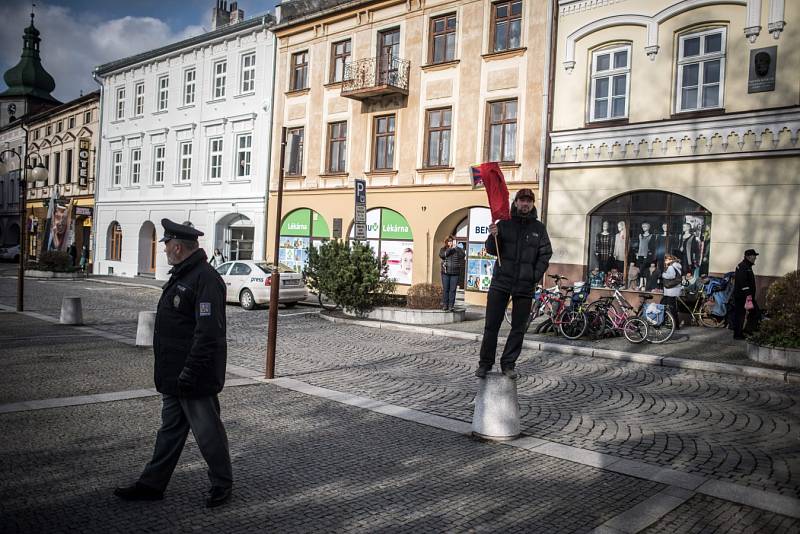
[115,219,233,508]
[475,189,552,380]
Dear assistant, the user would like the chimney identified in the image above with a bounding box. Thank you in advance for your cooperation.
[211,0,230,30]
[229,1,244,24]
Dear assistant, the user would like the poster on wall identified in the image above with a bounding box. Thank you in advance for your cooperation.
[278,236,309,273]
[381,240,414,285]
[465,207,495,292]
[279,209,330,273]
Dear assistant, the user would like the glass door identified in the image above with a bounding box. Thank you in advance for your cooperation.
[229,227,254,261]
[378,28,400,85]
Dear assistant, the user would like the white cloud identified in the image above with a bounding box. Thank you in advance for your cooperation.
[0,3,205,103]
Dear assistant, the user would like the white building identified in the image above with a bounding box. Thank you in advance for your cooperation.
[93,3,276,279]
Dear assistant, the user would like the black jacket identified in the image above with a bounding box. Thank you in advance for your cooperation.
[153,249,227,397]
[733,258,756,302]
[439,245,465,275]
[485,208,552,297]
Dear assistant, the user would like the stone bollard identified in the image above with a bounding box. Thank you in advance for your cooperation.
[59,296,83,325]
[136,311,157,347]
[472,372,520,441]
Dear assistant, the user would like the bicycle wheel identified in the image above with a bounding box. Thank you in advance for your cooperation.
[318,292,339,311]
[623,317,649,344]
[699,299,725,327]
[585,309,608,339]
[558,309,588,340]
[646,310,675,344]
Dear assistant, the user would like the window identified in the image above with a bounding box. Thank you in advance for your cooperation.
[492,0,522,52]
[134,82,144,115]
[108,222,122,261]
[373,115,395,170]
[327,122,347,173]
[209,138,223,180]
[236,134,252,177]
[68,116,75,129]
[286,127,304,176]
[56,121,63,133]
[84,110,92,124]
[112,151,122,186]
[65,149,73,183]
[183,68,196,106]
[590,45,630,121]
[47,125,52,136]
[43,154,49,171]
[677,28,725,112]
[54,152,61,182]
[240,53,256,93]
[115,87,125,120]
[430,14,457,64]
[153,145,165,183]
[291,51,308,91]
[157,75,169,111]
[179,142,192,182]
[34,129,40,140]
[425,108,452,167]
[130,148,141,185]
[487,99,517,162]
[330,40,351,83]
[230,262,252,276]
[213,60,227,99]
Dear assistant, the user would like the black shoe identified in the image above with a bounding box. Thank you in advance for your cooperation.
[114,482,164,501]
[474,365,491,378]
[501,367,518,380]
[205,486,232,508]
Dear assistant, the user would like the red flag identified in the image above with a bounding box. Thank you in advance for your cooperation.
[470,162,510,221]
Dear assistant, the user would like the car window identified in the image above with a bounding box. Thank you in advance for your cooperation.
[216,263,231,275]
[230,263,252,276]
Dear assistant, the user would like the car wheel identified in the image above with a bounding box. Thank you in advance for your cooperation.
[239,289,256,311]
[283,302,297,308]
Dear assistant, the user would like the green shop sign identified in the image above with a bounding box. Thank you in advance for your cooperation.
[380,209,412,240]
[281,208,330,238]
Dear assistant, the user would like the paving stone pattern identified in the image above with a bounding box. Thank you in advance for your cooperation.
[0,384,666,533]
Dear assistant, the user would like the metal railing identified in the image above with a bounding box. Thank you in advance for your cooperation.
[341,56,410,95]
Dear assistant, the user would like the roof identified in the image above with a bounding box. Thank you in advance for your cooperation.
[1,15,59,103]
[24,91,100,125]
[95,14,276,77]
[274,0,377,29]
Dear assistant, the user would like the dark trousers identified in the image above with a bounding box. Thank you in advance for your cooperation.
[441,273,459,308]
[479,289,533,370]
[732,297,758,338]
[139,394,233,492]
[660,296,679,329]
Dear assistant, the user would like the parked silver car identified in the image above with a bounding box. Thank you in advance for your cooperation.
[0,244,20,262]
[215,260,307,310]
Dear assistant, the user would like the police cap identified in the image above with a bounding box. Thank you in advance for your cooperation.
[159,218,204,242]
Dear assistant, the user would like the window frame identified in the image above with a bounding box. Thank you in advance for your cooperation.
[130,148,141,185]
[429,13,457,64]
[326,121,348,173]
[491,0,522,53]
[486,99,518,164]
[676,27,726,113]
[236,133,252,178]
[65,149,73,183]
[208,137,224,180]
[179,141,192,182]
[240,52,256,94]
[290,51,309,91]
[329,39,351,83]
[115,86,125,120]
[112,150,122,186]
[68,116,76,129]
[286,127,305,176]
[134,81,145,116]
[213,60,227,99]
[424,107,452,168]
[108,222,123,261]
[183,68,196,106]
[84,110,92,124]
[589,44,632,122]
[54,151,61,182]
[153,145,166,184]
[157,75,169,111]
[372,114,396,171]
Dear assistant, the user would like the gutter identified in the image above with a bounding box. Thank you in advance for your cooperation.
[538,0,558,226]
[91,71,104,275]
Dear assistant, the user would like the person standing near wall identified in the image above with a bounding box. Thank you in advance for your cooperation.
[732,249,760,340]
[439,235,465,311]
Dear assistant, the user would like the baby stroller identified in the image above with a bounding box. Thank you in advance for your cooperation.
[704,271,734,327]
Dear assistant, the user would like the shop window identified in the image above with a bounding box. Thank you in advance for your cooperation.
[279,208,331,273]
[590,45,630,121]
[107,221,123,261]
[677,28,725,112]
[348,208,413,284]
[587,191,711,292]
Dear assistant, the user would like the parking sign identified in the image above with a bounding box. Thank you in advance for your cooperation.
[354,179,367,240]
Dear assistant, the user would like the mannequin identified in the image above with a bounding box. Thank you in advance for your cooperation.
[613,220,627,272]
[679,222,701,277]
[635,222,654,289]
[627,262,640,290]
[645,262,661,291]
[589,266,605,288]
[594,220,614,271]
[654,223,668,269]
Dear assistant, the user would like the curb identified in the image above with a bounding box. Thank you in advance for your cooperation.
[318,313,793,383]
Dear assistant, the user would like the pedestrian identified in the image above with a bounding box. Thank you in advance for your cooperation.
[209,248,226,268]
[439,235,465,311]
[68,243,77,266]
[115,219,233,508]
[79,245,89,272]
[660,254,682,329]
[732,249,760,340]
[475,189,552,379]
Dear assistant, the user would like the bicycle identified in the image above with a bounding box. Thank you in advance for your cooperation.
[586,295,649,344]
[503,274,567,326]
[677,290,726,328]
[531,281,588,340]
[605,286,676,344]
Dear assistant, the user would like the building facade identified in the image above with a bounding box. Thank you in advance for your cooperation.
[268,0,550,303]
[93,5,276,279]
[0,123,25,248]
[25,92,100,265]
[546,0,798,301]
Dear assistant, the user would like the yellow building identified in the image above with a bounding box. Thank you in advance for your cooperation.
[268,0,550,303]
[546,0,798,300]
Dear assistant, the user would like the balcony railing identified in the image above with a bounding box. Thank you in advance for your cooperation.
[341,56,410,100]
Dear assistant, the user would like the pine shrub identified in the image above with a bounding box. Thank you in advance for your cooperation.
[750,270,800,348]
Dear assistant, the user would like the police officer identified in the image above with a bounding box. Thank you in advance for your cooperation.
[476,189,552,379]
[115,219,233,508]
[732,249,759,340]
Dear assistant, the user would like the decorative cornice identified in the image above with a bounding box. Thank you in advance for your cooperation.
[550,109,800,165]
[559,0,628,17]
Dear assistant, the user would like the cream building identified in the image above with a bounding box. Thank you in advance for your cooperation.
[268,0,550,303]
[546,0,798,299]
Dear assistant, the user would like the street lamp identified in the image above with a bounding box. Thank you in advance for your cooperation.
[0,149,48,312]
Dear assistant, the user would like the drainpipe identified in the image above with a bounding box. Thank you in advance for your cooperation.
[263,21,278,261]
[538,0,558,226]
[92,70,104,275]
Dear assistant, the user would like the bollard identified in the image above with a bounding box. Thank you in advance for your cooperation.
[471,372,520,441]
[59,296,83,325]
[136,311,157,347]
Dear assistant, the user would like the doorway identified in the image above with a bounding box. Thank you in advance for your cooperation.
[377,28,400,85]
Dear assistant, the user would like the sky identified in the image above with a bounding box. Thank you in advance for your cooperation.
[1,0,277,103]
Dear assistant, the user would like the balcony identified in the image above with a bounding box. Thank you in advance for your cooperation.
[341,56,410,100]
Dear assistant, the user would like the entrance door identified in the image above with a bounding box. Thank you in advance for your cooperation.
[377,28,400,85]
[229,227,254,261]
